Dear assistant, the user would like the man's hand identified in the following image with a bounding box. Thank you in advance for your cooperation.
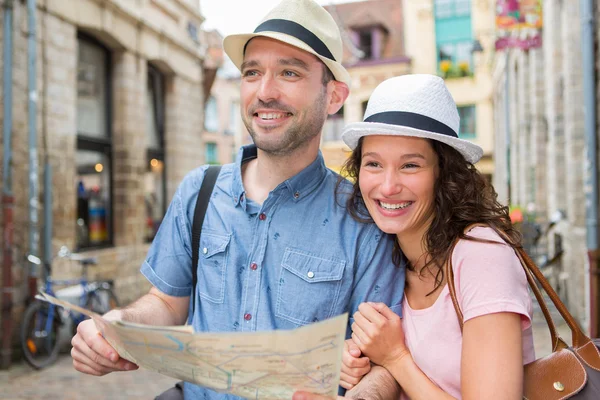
[71,317,138,376]
[340,338,370,389]
[71,288,188,376]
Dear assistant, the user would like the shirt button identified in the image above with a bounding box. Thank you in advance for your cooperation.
[202,248,208,254]
[244,313,252,321]
[250,263,258,270]
[307,271,315,278]
[259,213,266,221]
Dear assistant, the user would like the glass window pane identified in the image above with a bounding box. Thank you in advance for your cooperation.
[77,40,108,139]
[458,105,476,137]
[322,106,344,142]
[455,41,473,67]
[76,149,111,247]
[435,0,471,18]
[205,96,219,132]
[227,101,239,136]
[146,69,164,150]
[439,42,456,61]
[145,157,165,241]
[455,0,471,17]
[435,0,454,18]
[358,31,373,60]
[206,142,218,164]
[322,117,345,142]
[146,82,159,149]
[438,40,472,66]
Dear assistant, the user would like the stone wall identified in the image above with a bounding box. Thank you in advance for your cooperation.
[0,0,207,352]
[492,0,592,324]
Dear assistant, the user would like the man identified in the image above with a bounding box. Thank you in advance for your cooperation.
[70,0,404,398]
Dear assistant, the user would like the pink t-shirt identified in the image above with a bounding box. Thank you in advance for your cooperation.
[400,227,535,399]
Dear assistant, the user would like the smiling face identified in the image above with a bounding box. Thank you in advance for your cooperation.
[358,135,439,240]
[240,37,337,157]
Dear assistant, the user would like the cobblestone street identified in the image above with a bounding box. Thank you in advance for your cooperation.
[0,354,177,400]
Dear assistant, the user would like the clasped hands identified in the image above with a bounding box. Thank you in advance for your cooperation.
[294,302,406,400]
[343,302,407,389]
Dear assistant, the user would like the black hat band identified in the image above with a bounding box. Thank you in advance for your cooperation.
[364,111,458,138]
[250,18,336,61]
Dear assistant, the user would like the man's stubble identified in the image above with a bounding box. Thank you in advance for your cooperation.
[243,86,329,157]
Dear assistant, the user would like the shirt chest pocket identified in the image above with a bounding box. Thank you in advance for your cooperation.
[276,248,346,325]
[197,232,231,304]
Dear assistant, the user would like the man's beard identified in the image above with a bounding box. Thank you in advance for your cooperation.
[243,89,328,157]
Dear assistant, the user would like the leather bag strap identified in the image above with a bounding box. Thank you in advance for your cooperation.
[445,224,590,350]
[190,165,221,320]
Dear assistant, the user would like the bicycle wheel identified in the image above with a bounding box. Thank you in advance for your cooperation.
[20,300,61,369]
[85,287,119,315]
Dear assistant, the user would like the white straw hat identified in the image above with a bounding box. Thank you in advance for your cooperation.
[342,74,483,164]
[223,0,350,86]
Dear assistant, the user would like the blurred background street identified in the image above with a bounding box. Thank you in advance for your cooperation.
[1,0,600,398]
[0,354,177,400]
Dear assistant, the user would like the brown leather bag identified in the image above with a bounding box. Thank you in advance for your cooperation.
[446,225,600,399]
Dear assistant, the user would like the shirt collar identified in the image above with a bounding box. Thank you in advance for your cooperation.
[231,144,328,206]
[281,151,327,202]
[232,145,257,206]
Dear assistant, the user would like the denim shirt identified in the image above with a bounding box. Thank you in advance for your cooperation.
[142,145,405,399]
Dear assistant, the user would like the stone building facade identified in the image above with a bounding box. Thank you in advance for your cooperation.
[200,31,245,165]
[492,0,595,326]
[403,0,496,179]
[322,0,412,172]
[0,0,214,353]
[321,0,495,178]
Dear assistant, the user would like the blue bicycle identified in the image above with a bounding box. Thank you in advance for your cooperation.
[20,246,119,369]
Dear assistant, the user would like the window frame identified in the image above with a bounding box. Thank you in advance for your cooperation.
[205,142,219,165]
[204,95,219,132]
[322,105,345,142]
[458,105,477,139]
[434,0,473,75]
[76,33,114,250]
[146,64,167,242]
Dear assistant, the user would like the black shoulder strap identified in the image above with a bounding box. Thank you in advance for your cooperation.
[190,165,221,317]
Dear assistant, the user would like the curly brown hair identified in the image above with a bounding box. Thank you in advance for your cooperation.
[338,137,522,292]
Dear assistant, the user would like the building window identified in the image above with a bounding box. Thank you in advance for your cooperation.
[438,41,474,67]
[435,0,471,18]
[205,142,218,165]
[225,101,238,136]
[323,106,344,142]
[145,65,166,242]
[353,27,385,61]
[458,105,476,139]
[434,0,473,77]
[358,31,373,60]
[204,96,219,132]
[361,100,369,116]
[76,36,112,249]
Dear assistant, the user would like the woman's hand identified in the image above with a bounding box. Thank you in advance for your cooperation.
[351,302,408,368]
[340,338,370,389]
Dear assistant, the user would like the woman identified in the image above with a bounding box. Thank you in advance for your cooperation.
[338,74,535,399]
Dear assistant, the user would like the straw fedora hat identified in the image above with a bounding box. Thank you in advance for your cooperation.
[342,74,483,164]
[223,0,351,86]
